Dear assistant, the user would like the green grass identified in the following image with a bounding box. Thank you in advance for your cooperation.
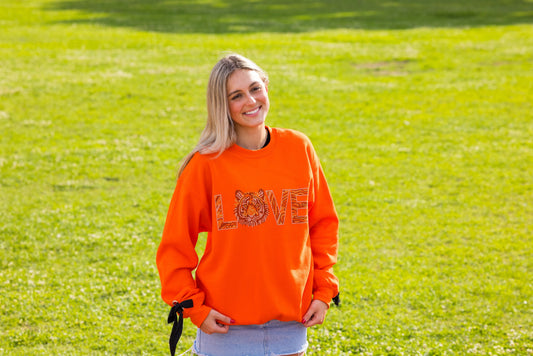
[1,0,532,354]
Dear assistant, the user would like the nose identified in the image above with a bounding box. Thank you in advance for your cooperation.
[245,93,256,104]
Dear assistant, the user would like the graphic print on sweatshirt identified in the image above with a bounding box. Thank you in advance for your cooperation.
[214,188,309,230]
[234,189,269,227]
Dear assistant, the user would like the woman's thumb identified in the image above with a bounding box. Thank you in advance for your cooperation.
[301,309,313,324]
[213,310,235,325]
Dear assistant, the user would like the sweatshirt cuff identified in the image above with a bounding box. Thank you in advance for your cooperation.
[313,289,336,307]
[188,305,212,328]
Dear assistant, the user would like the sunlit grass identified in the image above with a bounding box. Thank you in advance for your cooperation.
[1,0,532,354]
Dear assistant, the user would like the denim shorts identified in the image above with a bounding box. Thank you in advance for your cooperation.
[192,319,308,356]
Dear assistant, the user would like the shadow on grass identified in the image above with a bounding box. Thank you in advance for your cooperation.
[45,0,533,33]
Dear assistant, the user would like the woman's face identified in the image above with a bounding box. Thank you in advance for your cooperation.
[226,69,269,130]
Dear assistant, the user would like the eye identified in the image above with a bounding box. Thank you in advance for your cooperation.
[231,93,242,100]
[251,86,262,92]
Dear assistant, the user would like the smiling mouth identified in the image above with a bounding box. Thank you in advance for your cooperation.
[244,106,261,115]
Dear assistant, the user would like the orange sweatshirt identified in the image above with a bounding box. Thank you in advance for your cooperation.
[156,127,339,328]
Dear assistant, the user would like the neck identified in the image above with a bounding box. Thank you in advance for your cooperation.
[235,125,268,150]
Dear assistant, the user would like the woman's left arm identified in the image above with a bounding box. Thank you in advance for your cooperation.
[307,144,340,307]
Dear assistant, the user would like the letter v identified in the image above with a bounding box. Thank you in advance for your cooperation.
[265,190,290,225]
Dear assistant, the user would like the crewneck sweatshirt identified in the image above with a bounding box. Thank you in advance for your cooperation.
[157,127,339,327]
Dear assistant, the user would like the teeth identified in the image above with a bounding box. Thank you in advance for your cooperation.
[245,107,260,115]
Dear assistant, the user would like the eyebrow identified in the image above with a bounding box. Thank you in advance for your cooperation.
[227,81,260,98]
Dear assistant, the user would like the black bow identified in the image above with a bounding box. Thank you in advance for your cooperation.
[167,299,194,356]
[332,293,340,306]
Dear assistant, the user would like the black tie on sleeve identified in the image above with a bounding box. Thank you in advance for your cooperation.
[332,293,340,306]
[167,299,194,356]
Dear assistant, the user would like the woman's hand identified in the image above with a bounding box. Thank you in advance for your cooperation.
[302,299,329,328]
[200,309,235,334]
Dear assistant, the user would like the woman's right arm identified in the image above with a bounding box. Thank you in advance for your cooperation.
[156,154,213,328]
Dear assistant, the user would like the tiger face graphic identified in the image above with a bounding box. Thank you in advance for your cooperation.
[234,189,269,227]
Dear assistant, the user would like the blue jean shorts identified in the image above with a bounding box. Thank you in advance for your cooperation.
[192,319,308,356]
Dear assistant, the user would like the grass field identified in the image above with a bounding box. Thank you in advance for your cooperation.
[1,0,532,355]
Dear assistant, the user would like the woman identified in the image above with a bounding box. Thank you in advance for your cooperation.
[157,54,339,356]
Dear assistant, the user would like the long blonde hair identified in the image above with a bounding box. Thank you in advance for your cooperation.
[178,54,269,177]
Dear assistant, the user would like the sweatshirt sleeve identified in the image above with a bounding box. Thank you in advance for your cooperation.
[306,142,340,305]
[156,153,212,327]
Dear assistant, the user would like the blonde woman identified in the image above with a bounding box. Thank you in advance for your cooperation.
[157,54,339,356]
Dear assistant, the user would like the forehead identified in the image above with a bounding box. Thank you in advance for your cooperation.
[227,69,262,91]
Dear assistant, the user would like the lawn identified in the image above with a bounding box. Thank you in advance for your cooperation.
[0,0,532,355]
